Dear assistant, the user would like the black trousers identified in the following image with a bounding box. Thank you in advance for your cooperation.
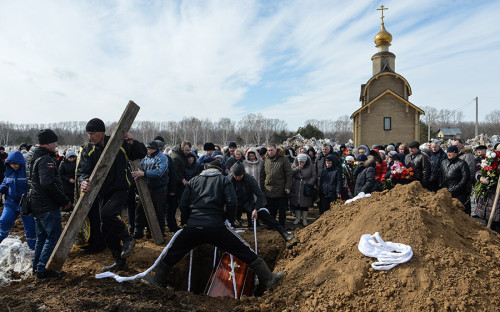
[266,197,288,226]
[126,185,137,233]
[161,225,258,267]
[455,191,471,215]
[256,208,281,231]
[319,196,334,215]
[135,185,167,235]
[98,190,130,252]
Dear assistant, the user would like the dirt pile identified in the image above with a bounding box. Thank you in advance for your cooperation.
[247,182,500,311]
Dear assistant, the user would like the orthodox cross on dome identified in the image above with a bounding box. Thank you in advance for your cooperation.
[377,5,388,24]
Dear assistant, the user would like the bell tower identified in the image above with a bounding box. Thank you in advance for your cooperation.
[372,5,396,75]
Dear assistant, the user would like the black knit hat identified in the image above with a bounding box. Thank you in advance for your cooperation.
[228,141,237,148]
[207,160,222,171]
[447,145,459,153]
[232,163,245,176]
[38,129,58,145]
[203,142,215,151]
[85,118,105,132]
[476,145,487,151]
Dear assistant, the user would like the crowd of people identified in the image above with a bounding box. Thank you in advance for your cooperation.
[0,127,499,287]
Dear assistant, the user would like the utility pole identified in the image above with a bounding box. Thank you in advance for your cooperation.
[475,96,478,137]
[427,113,431,141]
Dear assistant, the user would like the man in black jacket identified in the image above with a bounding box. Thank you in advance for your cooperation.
[405,141,431,189]
[77,118,146,272]
[429,141,447,192]
[26,129,71,281]
[229,163,294,242]
[440,145,471,213]
[143,161,285,290]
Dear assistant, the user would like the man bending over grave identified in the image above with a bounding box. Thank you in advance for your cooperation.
[142,160,285,290]
[77,118,146,272]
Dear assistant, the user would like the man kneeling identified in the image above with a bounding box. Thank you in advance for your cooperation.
[143,161,284,290]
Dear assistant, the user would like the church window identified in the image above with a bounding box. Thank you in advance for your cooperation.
[384,117,391,130]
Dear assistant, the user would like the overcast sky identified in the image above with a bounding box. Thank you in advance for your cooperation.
[1,0,499,130]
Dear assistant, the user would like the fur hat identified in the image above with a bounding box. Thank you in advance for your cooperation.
[203,142,215,151]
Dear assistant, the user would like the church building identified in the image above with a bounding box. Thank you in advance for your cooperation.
[351,6,424,147]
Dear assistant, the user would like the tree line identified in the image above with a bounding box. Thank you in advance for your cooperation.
[1,108,499,149]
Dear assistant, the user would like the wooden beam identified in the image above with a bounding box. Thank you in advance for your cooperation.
[46,101,140,271]
[130,160,165,245]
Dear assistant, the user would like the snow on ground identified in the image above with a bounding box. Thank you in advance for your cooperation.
[0,237,34,286]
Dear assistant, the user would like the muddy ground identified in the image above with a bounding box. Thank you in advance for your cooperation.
[0,207,306,312]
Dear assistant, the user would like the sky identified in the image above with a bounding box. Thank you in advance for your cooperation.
[1,0,499,130]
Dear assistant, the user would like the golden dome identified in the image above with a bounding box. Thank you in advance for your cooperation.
[374,23,392,46]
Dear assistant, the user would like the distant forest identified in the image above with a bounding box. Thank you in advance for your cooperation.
[1,108,499,148]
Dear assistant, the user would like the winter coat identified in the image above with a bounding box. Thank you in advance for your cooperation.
[183,161,202,182]
[405,151,431,188]
[59,158,76,195]
[475,190,500,222]
[26,146,69,215]
[319,165,343,198]
[315,149,335,185]
[260,148,293,198]
[307,147,317,164]
[0,158,5,186]
[141,150,169,189]
[77,136,146,196]
[0,151,28,207]
[354,157,377,196]
[290,156,317,208]
[166,154,177,194]
[439,157,470,197]
[243,148,263,188]
[171,146,189,185]
[430,148,447,183]
[228,172,264,213]
[458,147,476,186]
[179,168,237,227]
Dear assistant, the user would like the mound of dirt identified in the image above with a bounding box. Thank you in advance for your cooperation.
[246,182,500,312]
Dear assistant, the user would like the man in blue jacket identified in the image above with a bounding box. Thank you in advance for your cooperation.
[132,140,169,239]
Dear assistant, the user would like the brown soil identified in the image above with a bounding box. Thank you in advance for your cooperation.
[2,182,500,311]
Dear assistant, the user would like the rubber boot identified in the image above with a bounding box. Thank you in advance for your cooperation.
[102,250,126,272]
[302,210,308,226]
[249,257,285,290]
[121,236,135,258]
[142,261,172,287]
[277,226,295,242]
[293,210,301,225]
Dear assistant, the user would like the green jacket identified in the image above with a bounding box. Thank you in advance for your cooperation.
[260,148,293,198]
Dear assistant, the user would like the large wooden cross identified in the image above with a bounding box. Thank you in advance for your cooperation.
[46,101,140,271]
[377,5,388,23]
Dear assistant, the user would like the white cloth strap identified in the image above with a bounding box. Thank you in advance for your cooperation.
[358,232,413,270]
[95,228,183,282]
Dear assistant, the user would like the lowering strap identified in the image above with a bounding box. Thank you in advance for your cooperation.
[95,229,183,282]
[358,232,413,270]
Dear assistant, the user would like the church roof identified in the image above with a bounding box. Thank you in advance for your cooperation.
[438,128,462,136]
[351,89,424,119]
[361,72,412,100]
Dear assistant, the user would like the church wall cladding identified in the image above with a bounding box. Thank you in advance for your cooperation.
[359,94,415,146]
[367,75,406,103]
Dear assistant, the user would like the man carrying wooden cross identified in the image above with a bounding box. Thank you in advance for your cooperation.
[77,118,146,272]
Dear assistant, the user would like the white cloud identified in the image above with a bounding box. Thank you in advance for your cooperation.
[0,0,498,130]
